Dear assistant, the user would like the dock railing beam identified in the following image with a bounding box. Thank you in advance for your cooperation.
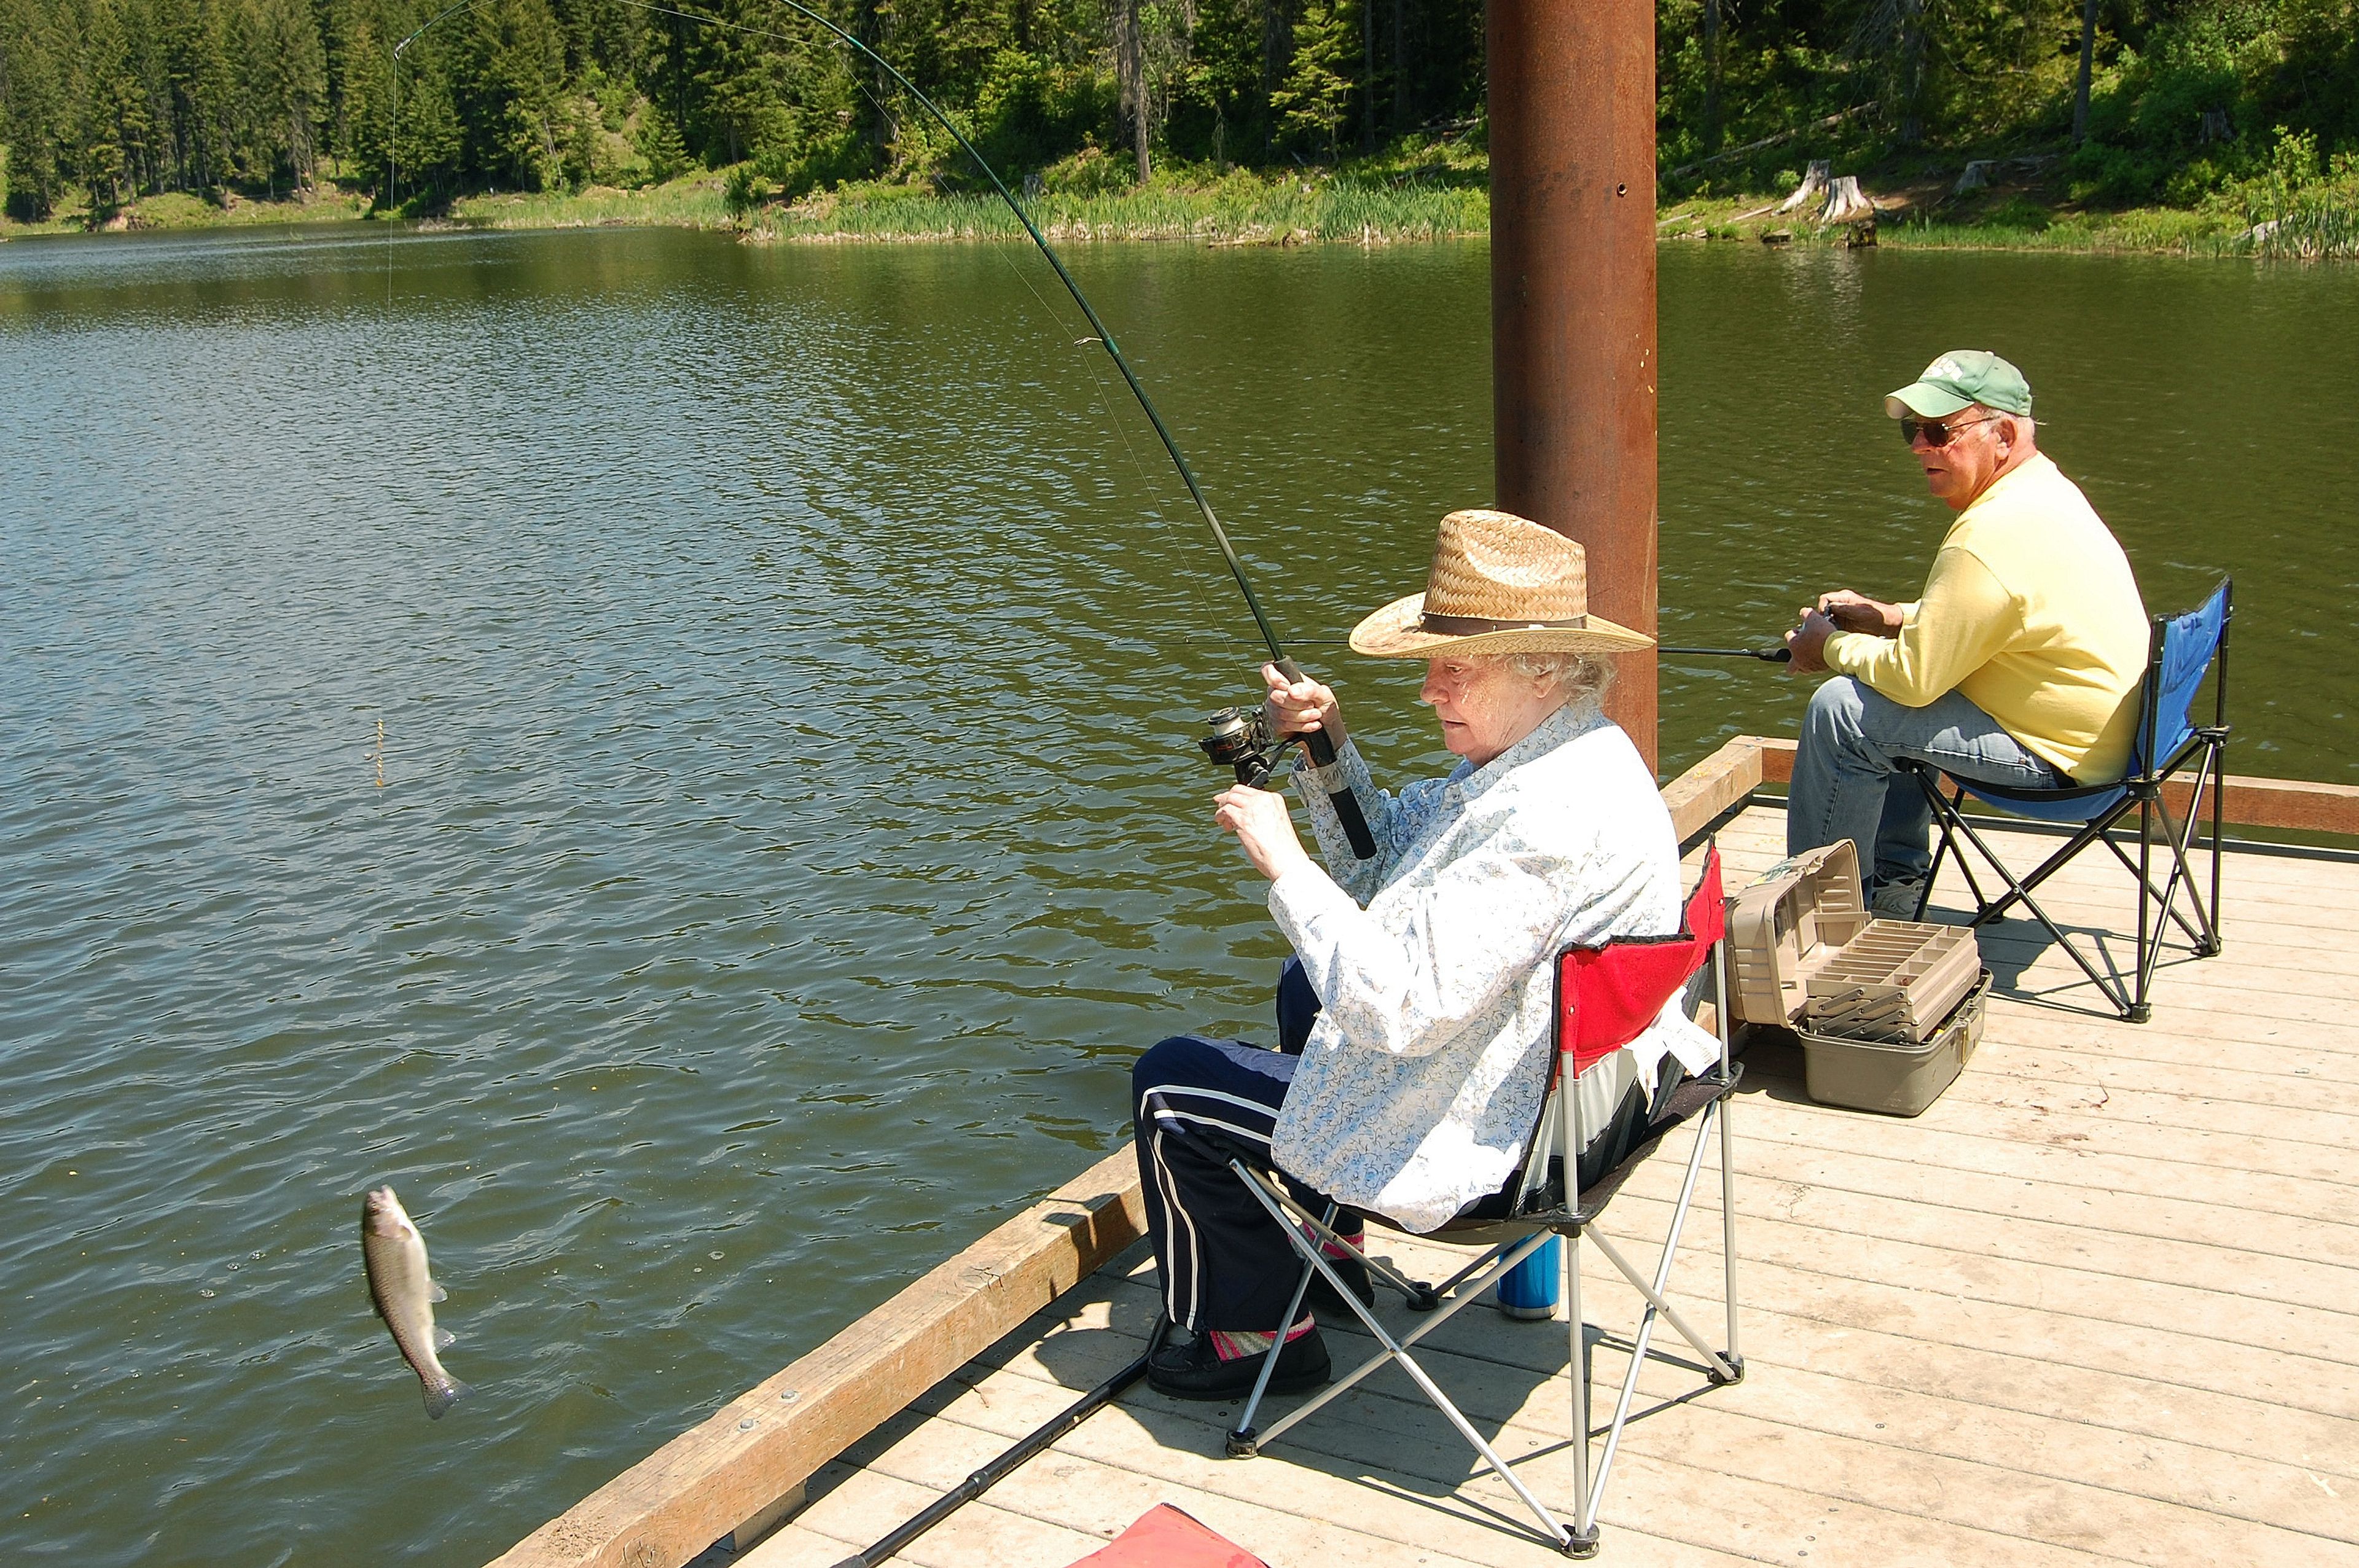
[1490,0,1661,769]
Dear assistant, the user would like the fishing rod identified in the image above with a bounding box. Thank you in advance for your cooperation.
[827,1320,1168,1568]
[389,0,1377,859]
[1661,644,1793,663]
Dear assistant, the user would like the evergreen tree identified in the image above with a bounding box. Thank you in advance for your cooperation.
[1269,0,1348,155]
[449,0,566,189]
[1,0,2352,227]
[81,0,144,206]
[256,0,329,189]
[2,0,70,217]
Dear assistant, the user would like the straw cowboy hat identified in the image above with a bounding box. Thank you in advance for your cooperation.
[1349,509,1654,658]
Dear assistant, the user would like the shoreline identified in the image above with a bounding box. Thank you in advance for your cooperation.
[2,171,2342,260]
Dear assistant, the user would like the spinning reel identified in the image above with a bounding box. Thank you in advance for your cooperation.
[1197,705,1291,789]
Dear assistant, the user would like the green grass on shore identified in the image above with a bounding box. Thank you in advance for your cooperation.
[445,177,735,230]
[1657,185,2353,259]
[8,157,2349,259]
[749,170,1487,245]
[0,183,370,237]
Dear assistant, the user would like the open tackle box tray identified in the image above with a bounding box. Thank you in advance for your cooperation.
[1726,840,1989,1116]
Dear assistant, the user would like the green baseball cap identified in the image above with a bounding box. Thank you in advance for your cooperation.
[1884,350,2033,419]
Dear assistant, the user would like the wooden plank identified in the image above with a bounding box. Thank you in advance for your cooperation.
[2206,774,2359,836]
[1747,734,1796,784]
[950,1327,2113,1568]
[1739,1082,2359,1226]
[1055,1260,2359,1507]
[487,1146,1148,1568]
[1659,733,1763,846]
[1694,1121,2359,1272]
[1739,734,2359,837]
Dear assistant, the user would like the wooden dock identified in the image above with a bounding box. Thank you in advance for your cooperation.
[498,743,2359,1568]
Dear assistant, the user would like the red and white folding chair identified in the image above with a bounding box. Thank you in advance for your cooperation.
[1223,845,1743,1558]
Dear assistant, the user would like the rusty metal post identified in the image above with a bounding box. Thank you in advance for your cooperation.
[1490,0,1659,770]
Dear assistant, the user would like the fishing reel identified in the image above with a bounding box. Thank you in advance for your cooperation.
[1197,681,1377,859]
[1197,705,1291,789]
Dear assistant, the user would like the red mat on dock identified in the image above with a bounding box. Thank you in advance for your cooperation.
[1060,1504,1269,1567]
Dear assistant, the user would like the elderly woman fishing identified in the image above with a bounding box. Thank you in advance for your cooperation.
[1133,508,1719,1400]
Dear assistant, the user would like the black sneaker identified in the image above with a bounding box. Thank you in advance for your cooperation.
[1146,1327,1331,1402]
[1304,1254,1376,1322]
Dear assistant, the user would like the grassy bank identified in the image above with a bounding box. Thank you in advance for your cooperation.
[445,177,737,232]
[7,155,2349,260]
[1658,136,2358,261]
[0,185,372,237]
[749,168,1489,245]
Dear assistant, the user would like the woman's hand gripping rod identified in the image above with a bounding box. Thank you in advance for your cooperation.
[1200,664,1377,859]
[1270,658,1376,859]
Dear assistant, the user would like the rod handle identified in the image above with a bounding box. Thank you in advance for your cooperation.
[1273,658,1377,860]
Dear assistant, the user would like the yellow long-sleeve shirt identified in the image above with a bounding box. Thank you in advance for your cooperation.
[1824,452,2148,784]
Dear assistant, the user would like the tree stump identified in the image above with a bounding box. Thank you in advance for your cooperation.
[1777,160,1832,214]
[1821,176,1876,223]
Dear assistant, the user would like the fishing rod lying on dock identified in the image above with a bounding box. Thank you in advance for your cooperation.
[827,1322,1168,1568]
[396,0,1377,859]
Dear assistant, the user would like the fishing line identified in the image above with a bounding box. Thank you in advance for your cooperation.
[810,63,1235,651]
[388,0,1378,856]
[391,0,1283,655]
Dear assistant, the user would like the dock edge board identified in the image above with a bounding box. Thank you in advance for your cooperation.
[1739,735,2359,838]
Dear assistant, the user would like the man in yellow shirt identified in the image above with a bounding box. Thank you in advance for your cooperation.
[1784,351,2148,915]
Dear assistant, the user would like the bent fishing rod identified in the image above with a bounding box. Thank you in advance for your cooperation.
[393,0,1378,859]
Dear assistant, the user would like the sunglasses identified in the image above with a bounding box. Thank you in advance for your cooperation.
[1899,413,1999,447]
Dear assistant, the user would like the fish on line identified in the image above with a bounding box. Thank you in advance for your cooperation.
[362,1185,470,1419]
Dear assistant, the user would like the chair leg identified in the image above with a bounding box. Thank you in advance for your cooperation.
[1582,1111,1737,1537]
[2127,755,2229,1019]
[1565,1219,1595,1557]
[1716,1101,1744,1380]
[1586,1117,1742,1383]
[2207,739,2226,953]
[1288,1198,1438,1311]
[1227,1244,1322,1453]
[2170,747,2227,958]
[2134,797,2156,1024]
[1936,797,2137,1018]
[1910,770,1952,922]
[1224,1166,1578,1548]
[2097,830,2212,951]
[1911,771,1992,919]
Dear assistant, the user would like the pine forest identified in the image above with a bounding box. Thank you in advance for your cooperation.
[0,0,2352,233]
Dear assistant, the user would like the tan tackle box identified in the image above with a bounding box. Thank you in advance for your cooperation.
[1802,971,1990,1117]
[1726,840,1989,1116]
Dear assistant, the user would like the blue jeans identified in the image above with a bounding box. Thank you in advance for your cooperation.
[1788,677,2065,891]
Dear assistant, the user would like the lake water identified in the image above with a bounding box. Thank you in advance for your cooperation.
[2,225,2350,1565]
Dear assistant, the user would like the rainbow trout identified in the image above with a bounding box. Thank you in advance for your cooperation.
[362,1186,470,1419]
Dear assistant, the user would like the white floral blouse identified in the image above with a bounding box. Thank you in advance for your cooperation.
[1269,700,1718,1232]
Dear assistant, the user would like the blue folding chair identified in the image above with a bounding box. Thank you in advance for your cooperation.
[1901,578,2232,1023]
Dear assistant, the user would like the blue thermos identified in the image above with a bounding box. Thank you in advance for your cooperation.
[1496,1235,1561,1319]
